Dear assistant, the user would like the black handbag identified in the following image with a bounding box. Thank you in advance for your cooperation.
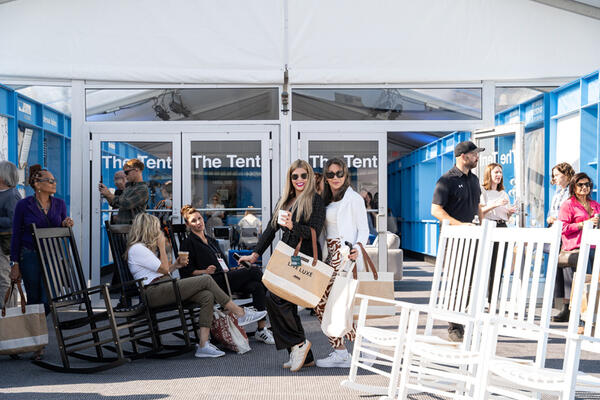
[558,249,579,268]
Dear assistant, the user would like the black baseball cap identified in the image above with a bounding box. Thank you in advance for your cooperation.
[454,141,485,157]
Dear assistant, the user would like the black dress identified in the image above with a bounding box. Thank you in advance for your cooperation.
[253,194,326,352]
[180,234,266,311]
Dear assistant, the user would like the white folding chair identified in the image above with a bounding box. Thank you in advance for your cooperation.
[477,221,600,400]
[397,221,563,400]
[341,220,493,397]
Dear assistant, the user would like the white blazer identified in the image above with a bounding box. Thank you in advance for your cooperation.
[322,186,370,271]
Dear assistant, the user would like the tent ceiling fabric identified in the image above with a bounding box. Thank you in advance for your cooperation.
[1,0,600,84]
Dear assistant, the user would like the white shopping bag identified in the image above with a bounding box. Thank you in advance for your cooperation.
[320,259,359,338]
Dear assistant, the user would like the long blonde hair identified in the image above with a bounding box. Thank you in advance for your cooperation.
[126,213,162,257]
[271,159,317,227]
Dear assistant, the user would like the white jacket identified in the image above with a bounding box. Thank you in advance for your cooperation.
[322,186,370,271]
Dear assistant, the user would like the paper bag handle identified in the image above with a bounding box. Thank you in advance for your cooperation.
[356,242,378,280]
[293,227,318,267]
[2,279,26,317]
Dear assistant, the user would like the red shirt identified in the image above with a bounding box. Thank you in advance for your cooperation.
[559,196,600,251]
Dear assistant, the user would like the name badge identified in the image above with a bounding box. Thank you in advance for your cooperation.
[217,256,229,272]
[290,255,301,267]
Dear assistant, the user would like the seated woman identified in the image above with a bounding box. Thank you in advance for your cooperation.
[126,213,267,358]
[179,205,275,345]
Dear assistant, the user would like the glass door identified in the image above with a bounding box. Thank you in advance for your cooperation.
[182,130,273,266]
[90,132,181,286]
[473,123,527,227]
[296,130,388,272]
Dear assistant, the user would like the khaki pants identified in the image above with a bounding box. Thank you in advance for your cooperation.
[145,275,231,328]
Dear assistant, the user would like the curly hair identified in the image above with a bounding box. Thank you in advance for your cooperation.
[551,162,575,185]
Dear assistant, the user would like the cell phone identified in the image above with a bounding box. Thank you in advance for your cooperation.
[233,253,252,268]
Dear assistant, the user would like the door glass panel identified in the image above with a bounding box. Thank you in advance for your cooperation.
[525,128,544,227]
[99,141,173,268]
[189,140,263,260]
[308,140,379,239]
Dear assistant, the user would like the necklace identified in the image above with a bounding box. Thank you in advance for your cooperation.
[35,196,50,213]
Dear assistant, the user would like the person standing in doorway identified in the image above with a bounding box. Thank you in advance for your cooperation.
[113,170,126,196]
[99,158,149,224]
[431,140,484,342]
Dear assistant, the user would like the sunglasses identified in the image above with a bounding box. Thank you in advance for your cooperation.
[37,178,57,184]
[577,182,592,188]
[123,169,136,175]
[325,170,345,179]
[291,173,308,180]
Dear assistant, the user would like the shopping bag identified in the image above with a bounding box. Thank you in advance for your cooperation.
[262,228,334,308]
[0,280,48,355]
[353,243,396,320]
[210,308,251,354]
[321,258,359,337]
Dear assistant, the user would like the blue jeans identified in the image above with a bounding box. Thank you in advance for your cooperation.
[19,247,49,314]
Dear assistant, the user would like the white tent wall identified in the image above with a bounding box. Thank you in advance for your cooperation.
[288,0,600,83]
[1,0,600,84]
[0,0,285,83]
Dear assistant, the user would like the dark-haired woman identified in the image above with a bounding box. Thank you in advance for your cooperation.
[9,165,73,360]
[179,204,275,345]
[238,159,325,372]
[314,158,369,368]
[555,172,600,322]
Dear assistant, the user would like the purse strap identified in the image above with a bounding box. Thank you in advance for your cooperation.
[2,280,26,317]
[293,227,318,267]
[356,242,378,280]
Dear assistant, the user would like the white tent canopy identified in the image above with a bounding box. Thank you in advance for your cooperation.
[1,0,600,84]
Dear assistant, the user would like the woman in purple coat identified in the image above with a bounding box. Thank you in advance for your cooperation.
[9,165,74,316]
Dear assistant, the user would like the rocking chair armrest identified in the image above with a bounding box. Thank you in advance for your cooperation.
[484,316,595,342]
[109,278,147,291]
[354,294,429,312]
[52,284,107,301]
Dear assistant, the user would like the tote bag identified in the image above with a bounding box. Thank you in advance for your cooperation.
[353,243,396,320]
[0,281,48,355]
[210,308,251,354]
[262,228,334,308]
[321,258,359,338]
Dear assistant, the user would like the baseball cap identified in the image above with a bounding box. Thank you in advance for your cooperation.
[454,141,485,157]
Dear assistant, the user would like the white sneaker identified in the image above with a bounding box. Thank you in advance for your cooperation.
[237,307,268,327]
[289,340,312,372]
[283,357,315,369]
[194,343,225,358]
[316,350,351,368]
[255,328,275,345]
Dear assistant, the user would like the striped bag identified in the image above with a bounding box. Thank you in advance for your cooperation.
[262,228,334,308]
[0,281,48,355]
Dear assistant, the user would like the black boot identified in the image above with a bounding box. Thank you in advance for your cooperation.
[552,303,570,322]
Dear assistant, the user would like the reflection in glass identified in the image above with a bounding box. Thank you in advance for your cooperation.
[525,128,545,227]
[86,88,278,121]
[293,88,482,120]
[495,87,555,113]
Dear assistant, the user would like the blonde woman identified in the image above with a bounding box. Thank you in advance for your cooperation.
[239,159,325,372]
[126,213,266,358]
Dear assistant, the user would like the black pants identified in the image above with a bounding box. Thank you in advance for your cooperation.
[487,221,508,302]
[211,267,266,311]
[265,291,314,362]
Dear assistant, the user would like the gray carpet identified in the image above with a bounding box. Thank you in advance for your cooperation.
[1,261,598,399]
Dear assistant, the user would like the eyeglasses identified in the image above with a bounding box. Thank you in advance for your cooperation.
[291,173,308,180]
[37,178,56,184]
[325,170,345,179]
[577,182,592,188]
[123,169,136,175]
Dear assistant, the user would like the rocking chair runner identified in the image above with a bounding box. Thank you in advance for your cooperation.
[31,224,148,373]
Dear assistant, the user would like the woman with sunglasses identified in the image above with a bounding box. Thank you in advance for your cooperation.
[238,159,325,372]
[9,164,73,360]
[555,172,600,322]
[314,157,369,368]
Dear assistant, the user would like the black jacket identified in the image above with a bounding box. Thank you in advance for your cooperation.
[254,194,325,260]
[179,234,227,278]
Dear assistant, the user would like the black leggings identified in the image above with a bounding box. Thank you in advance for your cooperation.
[211,267,266,311]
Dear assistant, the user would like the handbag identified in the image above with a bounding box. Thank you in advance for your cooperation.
[320,258,359,338]
[558,249,579,268]
[262,228,334,308]
[353,243,396,320]
[210,308,251,354]
[0,280,48,355]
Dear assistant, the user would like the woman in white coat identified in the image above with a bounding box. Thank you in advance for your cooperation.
[314,158,370,368]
